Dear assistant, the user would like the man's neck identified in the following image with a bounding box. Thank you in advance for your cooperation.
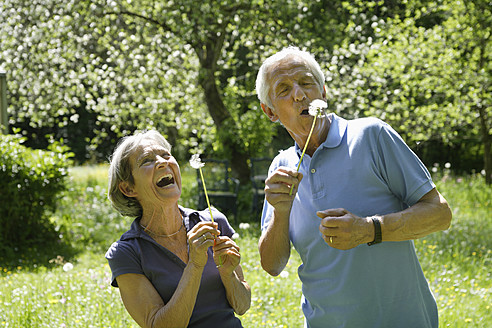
[296,115,331,157]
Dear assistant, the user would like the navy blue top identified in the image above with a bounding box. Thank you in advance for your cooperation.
[105,206,242,328]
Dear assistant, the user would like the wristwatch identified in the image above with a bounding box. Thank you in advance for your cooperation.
[367,216,382,246]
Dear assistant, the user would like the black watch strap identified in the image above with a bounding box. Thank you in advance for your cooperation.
[367,216,382,246]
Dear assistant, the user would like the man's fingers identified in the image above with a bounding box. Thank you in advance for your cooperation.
[319,225,338,235]
[266,169,302,188]
[317,208,347,219]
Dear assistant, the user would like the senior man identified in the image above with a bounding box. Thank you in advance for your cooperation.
[256,46,452,328]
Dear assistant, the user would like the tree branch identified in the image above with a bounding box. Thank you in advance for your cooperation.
[103,9,175,34]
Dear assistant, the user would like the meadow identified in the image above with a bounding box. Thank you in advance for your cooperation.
[0,164,490,327]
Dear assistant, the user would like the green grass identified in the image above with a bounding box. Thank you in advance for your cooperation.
[417,172,492,327]
[0,166,490,327]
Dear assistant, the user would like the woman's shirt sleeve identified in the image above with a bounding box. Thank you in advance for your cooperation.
[105,240,143,287]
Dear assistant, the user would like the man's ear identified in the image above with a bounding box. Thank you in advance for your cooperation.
[260,103,279,123]
[119,181,137,198]
[322,85,327,100]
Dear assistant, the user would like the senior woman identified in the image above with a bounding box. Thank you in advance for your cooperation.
[105,130,251,328]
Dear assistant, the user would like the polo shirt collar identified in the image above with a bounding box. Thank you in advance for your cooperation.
[295,113,348,158]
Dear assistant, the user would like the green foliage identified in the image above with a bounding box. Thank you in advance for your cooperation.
[0,134,72,258]
[0,0,209,162]
[0,0,489,180]
[324,0,490,175]
[54,183,127,253]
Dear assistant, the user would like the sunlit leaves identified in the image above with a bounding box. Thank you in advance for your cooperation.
[325,0,490,151]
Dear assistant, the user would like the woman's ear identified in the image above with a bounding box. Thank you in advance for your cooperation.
[119,181,137,198]
[261,103,279,122]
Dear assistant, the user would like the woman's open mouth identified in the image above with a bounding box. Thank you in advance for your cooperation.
[156,174,175,187]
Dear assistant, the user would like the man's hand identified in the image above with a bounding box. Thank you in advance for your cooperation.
[259,166,301,276]
[264,167,303,214]
[317,208,373,250]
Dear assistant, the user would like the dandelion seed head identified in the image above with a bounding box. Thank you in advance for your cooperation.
[239,223,251,230]
[63,263,73,272]
[189,154,205,169]
[308,99,327,116]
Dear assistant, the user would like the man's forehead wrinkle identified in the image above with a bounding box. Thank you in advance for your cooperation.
[271,72,314,97]
[269,62,313,86]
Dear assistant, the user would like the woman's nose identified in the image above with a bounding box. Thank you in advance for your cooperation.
[156,155,168,166]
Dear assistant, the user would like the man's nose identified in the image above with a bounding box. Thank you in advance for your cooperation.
[293,84,306,102]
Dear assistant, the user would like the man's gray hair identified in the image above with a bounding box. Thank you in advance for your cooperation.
[255,46,325,108]
[107,130,172,217]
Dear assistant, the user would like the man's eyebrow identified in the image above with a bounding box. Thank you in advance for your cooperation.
[300,72,315,79]
[274,81,289,90]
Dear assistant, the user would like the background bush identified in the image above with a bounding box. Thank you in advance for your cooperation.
[0,134,72,259]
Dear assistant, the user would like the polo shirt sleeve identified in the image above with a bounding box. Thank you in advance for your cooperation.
[105,240,143,287]
[376,122,435,207]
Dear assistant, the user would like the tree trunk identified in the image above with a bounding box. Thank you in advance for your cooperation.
[478,105,491,184]
[196,62,251,183]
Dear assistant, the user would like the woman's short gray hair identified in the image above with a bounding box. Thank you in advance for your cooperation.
[255,46,325,108]
[108,130,172,217]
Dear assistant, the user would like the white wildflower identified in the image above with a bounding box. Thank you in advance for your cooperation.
[279,271,289,278]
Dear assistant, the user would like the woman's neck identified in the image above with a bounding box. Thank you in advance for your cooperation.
[140,204,182,236]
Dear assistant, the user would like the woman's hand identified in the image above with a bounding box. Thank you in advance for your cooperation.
[213,237,251,315]
[187,221,219,268]
[213,236,241,275]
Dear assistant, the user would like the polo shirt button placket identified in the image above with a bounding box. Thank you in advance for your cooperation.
[311,168,316,174]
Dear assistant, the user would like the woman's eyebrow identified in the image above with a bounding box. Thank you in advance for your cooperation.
[155,147,170,155]
[135,153,150,166]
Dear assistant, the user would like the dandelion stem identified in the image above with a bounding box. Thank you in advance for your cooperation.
[198,166,221,265]
[198,167,214,223]
[289,114,318,196]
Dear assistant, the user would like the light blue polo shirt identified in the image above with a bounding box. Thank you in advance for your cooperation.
[261,114,438,328]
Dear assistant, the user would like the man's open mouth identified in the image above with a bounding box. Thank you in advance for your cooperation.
[156,174,174,187]
[300,109,310,115]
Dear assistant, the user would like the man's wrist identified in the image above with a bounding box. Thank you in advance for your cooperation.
[367,216,382,246]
